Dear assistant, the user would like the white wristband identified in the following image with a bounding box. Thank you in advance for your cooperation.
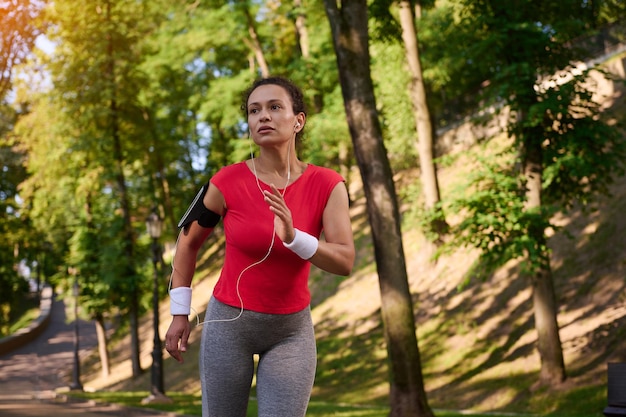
[170,286,192,316]
[283,228,319,260]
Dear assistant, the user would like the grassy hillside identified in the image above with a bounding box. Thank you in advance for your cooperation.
[79,55,626,416]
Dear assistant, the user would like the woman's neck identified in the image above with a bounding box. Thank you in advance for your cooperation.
[250,149,306,188]
[255,150,300,177]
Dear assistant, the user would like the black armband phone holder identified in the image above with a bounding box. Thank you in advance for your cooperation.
[177,184,221,229]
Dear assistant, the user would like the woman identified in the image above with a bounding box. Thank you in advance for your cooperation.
[164,76,355,416]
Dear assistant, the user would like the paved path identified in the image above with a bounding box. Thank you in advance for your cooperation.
[0,293,178,416]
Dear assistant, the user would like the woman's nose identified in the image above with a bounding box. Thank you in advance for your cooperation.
[258,107,271,121]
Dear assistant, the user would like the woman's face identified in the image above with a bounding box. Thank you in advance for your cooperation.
[247,84,302,147]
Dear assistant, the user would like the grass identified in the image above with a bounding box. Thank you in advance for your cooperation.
[66,391,201,416]
[1,296,39,337]
[8,305,39,334]
[67,390,539,417]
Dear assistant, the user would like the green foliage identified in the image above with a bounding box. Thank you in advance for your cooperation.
[418,1,489,126]
[0,103,35,330]
[438,1,626,285]
[368,0,402,43]
[535,69,626,208]
[442,151,555,275]
[370,39,419,170]
[444,84,625,281]
[594,0,626,25]
[13,0,167,323]
[0,275,30,335]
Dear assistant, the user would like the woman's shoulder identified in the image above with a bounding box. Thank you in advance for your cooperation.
[212,161,248,181]
[305,164,344,182]
[219,161,248,174]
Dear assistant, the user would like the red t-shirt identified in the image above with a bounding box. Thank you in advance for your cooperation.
[210,161,344,314]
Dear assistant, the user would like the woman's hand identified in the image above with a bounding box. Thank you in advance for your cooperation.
[164,315,191,363]
[263,184,295,243]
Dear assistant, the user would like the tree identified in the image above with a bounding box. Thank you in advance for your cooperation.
[0,103,30,334]
[324,1,433,415]
[239,2,270,77]
[445,0,626,385]
[0,0,45,100]
[13,90,118,376]
[102,0,144,377]
[32,0,168,378]
[0,0,47,333]
[396,0,447,238]
[293,0,310,59]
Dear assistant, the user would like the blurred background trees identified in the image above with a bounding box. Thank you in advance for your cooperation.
[1,0,624,409]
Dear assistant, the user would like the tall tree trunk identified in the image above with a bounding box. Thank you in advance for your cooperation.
[293,0,310,59]
[106,0,141,378]
[397,0,447,237]
[532,265,566,384]
[324,1,433,415]
[94,313,111,378]
[84,192,111,378]
[144,108,176,236]
[242,6,270,78]
[522,129,566,385]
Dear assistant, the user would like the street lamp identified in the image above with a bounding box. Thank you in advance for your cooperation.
[68,267,83,391]
[144,209,169,403]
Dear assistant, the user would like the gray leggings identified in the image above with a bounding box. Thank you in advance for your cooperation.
[200,297,317,417]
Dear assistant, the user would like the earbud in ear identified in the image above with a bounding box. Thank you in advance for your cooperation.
[295,122,301,128]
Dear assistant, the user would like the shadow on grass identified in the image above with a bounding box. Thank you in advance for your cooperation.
[313,310,387,405]
[417,171,626,415]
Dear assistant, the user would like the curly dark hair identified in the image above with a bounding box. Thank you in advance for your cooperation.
[242,76,307,143]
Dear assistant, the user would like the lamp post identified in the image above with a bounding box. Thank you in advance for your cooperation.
[145,210,167,401]
[68,267,83,391]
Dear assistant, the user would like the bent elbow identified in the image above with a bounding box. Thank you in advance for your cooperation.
[338,254,355,276]
[315,244,354,276]
[330,263,351,277]
[318,258,353,277]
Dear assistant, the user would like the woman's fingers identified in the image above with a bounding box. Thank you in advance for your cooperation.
[264,184,294,242]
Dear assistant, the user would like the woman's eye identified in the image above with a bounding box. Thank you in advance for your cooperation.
[271,104,281,110]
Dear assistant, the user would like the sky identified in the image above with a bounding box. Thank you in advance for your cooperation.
[35,34,55,54]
